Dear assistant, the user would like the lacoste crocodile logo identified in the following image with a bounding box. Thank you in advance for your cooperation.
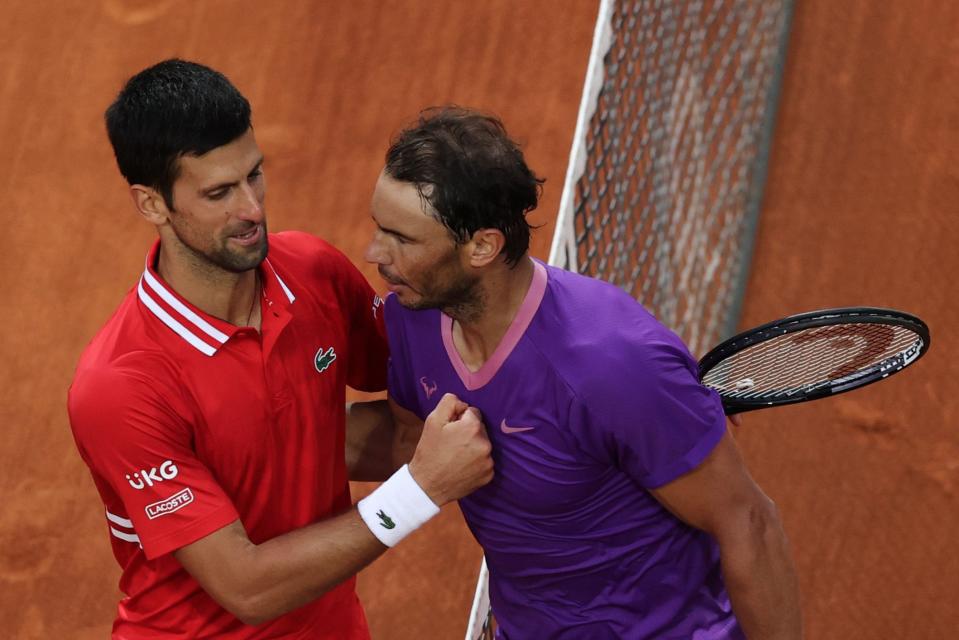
[377,510,396,529]
[314,347,337,373]
[500,419,534,434]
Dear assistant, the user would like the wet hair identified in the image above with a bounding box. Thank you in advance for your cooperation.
[104,58,252,210]
[384,106,544,266]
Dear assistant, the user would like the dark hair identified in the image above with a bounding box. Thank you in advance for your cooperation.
[104,59,252,210]
[384,106,544,266]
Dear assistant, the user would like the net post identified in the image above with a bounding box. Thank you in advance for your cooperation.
[548,0,615,271]
[463,557,491,640]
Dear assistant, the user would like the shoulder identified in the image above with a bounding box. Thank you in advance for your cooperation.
[71,346,180,406]
[266,231,374,301]
[74,287,176,381]
[535,265,698,396]
[383,292,408,321]
[267,229,339,256]
[383,293,440,332]
[542,265,651,323]
[381,295,444,369]
[536,265,680,360]
[69,349,184,443]
[266,231,355,275]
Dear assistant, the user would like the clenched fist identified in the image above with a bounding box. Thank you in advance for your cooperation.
[408,393,494,506]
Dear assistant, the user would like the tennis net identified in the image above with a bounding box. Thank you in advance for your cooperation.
[549,0,794,356]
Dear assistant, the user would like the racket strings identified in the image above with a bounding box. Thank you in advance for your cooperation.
[711,326,918,398]
[735,329,880,396]
[702,323,922,400]
[729,328,912,397]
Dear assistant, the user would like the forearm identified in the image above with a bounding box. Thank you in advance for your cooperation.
[718,500,802,639]
[178,394,491,627]
[346,400,410,481]
[180,512,386,625]
[241,511,385,622]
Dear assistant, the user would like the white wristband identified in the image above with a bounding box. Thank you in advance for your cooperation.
[357,464,440,547]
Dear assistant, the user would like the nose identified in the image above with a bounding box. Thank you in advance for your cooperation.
[234,181,264,223]
[364,230,389,265]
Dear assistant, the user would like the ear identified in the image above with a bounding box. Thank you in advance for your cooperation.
[467,228,506,268]
[129,184,171,226]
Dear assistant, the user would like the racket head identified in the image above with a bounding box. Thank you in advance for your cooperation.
[698,307,931,414]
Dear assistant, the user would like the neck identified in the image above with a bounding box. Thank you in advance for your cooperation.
[155,237,260,329]
[448,256,535,368]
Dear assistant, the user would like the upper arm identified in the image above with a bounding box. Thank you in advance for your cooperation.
[649,430,773,539]
[383,295,420,414]
[388,394,424,457]
[335,249,388,392]
[344,397,424,480]
[570,336,727,488]
[68,362,239,559]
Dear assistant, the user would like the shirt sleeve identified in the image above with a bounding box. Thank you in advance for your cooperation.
[383,294,420,416]
[569,333,728,489]
[68,359,240,559]
[331,249,389,392]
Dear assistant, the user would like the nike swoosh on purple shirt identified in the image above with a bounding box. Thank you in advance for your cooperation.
[500,419,534,434]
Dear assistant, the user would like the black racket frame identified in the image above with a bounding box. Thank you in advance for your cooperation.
[697,307,931,414]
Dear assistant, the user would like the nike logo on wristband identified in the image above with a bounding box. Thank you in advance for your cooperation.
[377,510,396,529]
[500,419,534,434]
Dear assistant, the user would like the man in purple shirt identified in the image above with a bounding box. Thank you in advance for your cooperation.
[365,107,802,639]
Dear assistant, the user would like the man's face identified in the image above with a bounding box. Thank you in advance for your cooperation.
[365,171,479,311]
[165,128,268,273]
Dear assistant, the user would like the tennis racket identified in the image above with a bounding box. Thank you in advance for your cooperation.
[464,306,930,639]
[698,307,930,414]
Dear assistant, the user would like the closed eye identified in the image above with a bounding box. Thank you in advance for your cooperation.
[375,222,414,244]
[203,161,264,200]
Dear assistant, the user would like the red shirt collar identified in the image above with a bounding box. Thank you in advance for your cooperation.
[137,239,296,356]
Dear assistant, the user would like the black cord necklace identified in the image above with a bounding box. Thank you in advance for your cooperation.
[245,271,260,327]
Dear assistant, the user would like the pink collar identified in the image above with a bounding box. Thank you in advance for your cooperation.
[441,260,548,390]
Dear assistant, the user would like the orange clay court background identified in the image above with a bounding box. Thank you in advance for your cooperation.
[1,1,957,638]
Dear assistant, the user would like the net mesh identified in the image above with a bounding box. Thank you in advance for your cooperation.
[700,323,924,400]
[550,0,793,356]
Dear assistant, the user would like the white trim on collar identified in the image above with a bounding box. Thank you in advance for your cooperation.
[265,259,296,303]
[142,268,230,344]
[138,277,219,356]
[137,253,296,356]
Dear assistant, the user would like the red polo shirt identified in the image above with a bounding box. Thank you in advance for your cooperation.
[68,231,388,639]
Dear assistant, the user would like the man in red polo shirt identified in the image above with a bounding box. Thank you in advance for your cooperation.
[67,59,493,638]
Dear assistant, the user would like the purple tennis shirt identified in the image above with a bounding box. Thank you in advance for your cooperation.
[385,260,741,639]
